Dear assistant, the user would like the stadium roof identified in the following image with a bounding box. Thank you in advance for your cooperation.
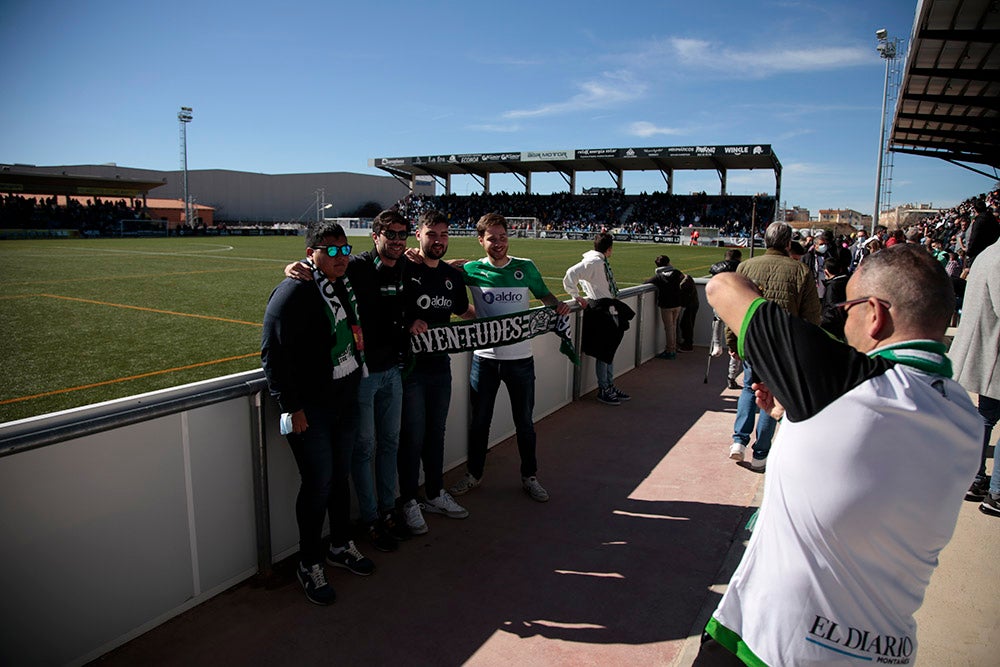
[0,165,166,198]
[369,144,782,198]
[888,0,1000,174]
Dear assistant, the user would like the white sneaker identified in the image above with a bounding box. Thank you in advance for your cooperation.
[401,498,428,535]
[750,456,767,471]
[729,443,746,461]
[522,476,549,502]
[449,472,481,496]
[422,491,469,519]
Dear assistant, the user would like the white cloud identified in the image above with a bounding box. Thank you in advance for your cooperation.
[628,37,869,79]
[502,71,646,119]
[466,123,522,132]
[627,121,686,137]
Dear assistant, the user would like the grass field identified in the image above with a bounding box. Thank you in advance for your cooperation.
[0,235,731,423]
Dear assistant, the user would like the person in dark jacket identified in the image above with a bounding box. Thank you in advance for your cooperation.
[819,256,849,340]
[645,255,683,359]
[967,199,999,264]
[678,273,699,351]
[710,249,742,276]
[262,221,375,605]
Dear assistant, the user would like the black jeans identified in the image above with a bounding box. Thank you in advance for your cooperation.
[286,371,360,565]
[399,356,452,502]
[468,356,537,479]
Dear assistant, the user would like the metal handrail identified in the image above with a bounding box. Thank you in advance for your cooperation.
[0,373,269,458]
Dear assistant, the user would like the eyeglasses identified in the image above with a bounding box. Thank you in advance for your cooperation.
[834,296,891,313]
[312,244,352,257]
[380,229,409,241]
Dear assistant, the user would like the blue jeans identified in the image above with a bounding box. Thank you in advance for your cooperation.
[354,366,402,523]
[468,355,537,479]
[596,359,614,391]
[286,371,359,565]
[733,362,776,460]
[399,356,452,502]
[976,394,1000,494]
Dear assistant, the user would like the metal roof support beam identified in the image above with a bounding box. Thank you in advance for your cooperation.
[899,93,1000,111]
[917,28,1000,41]
[774,168,782,223]
[660,168,674,194]
[896,112,998,129]
[717,168,727,196]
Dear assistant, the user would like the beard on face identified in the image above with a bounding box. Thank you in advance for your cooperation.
[424,241,446,260]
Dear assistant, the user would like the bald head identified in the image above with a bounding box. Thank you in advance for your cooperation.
[852,244,955,338]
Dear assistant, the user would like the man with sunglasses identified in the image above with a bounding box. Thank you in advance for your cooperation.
[697,244,979,666]
[286,210,413,552]
[262,221,375,605]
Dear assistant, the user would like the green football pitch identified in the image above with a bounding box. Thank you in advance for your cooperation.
[0,236,731,423]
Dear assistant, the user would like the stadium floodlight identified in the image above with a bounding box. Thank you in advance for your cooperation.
[315,188,333,223]
[872,30,900,232]
[178,106,194,228]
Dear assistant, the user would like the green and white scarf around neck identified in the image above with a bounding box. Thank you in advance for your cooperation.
[309,259,367,379]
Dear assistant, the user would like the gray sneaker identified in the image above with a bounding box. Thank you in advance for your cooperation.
[522,476,549,502]
[449,472,481,496]
[422,491,469,519]
[401,498,428,535]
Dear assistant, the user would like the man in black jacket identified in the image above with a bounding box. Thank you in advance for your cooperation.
[262,221,375,605]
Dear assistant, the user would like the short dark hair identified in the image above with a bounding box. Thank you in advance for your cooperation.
[417,210,448,229]
[654,254,670,267]
[824,256,846,276]
[725,249,742,262]
[372,210,408,236]
[594,232,613,253]
[306,221,346,247]
[789,241,806,256]
[855,244,955,335]
[476,212,507,237]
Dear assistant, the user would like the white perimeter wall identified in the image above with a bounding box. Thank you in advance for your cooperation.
[0,283,714,666]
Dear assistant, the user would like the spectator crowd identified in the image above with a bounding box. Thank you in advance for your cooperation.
[396,191,775,237]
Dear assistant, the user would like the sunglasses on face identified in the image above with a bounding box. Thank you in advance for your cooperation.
[312,244,352,257]
[381,229,409,241]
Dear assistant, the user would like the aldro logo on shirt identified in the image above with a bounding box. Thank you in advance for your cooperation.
[481,291,523,305]
[416,294,453,310]
[807,615,914,664]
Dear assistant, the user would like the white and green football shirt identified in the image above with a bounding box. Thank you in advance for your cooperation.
[462,256,552,360]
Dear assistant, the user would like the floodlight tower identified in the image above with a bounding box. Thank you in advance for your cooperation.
[872,29,902,232]
[178,106,193,227]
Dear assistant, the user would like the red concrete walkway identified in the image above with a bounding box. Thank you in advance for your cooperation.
[93,348,998,666]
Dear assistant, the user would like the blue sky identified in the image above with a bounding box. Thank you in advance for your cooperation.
[1,0,994,217]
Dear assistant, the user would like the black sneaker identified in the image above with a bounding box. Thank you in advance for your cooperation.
[980,493,1000,517]
[966,476,990,502]
[611,387,631,402]
[327,540,375,576]
[367,521,398,552]
[381,510,411,541]
[727,378,740,390]
[297,562,336,605]
[597,388,620,406]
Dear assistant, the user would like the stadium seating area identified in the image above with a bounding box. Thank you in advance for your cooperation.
[0,193,149,234]
[396,191,775,236]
